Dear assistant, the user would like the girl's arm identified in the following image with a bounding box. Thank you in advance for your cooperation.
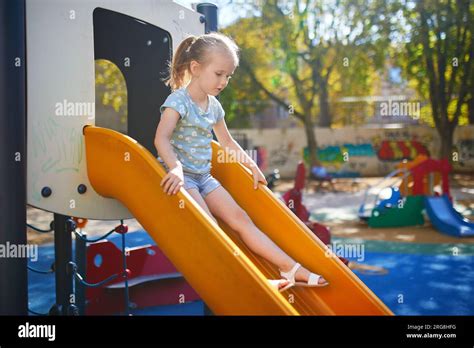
[154,108,184,195]
[213,119,268,189]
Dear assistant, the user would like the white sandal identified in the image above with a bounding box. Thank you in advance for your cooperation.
[280,262,328,287]
[268,279,294,292]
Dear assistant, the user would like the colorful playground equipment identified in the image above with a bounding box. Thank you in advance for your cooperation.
[396,155,442,196]
[283,162,390,276]
[425,195,474,238]
[359,156,474,237]
[282,162,337,248]
[85,237,200,315]
[1,0,218,316]
[397,155,450,198]
[1,0,392,316]
[358,166,422,226]
[84,126,392,315]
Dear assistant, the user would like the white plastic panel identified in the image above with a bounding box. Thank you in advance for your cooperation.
[26,0,204,219]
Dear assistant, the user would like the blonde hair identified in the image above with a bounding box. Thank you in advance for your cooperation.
[163,32,239,91]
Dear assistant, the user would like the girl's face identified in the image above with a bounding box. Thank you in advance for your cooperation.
[191,52,236,96]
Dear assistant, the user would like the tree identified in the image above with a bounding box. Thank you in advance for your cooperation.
[468,63,474,124]
[220,20,275,128]
[400,0,473,159]
[223,0,391,167]
[95,59,128,127]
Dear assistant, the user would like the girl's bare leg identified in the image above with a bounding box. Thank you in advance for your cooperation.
[186,188,290,289]
[204,187,327,284]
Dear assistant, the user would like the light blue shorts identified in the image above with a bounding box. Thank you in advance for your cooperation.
[183,171,221,198]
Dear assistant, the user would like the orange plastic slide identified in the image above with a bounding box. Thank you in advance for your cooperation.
[84,126,392,315]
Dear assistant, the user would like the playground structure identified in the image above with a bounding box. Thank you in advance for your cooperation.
[282,162,391,276]
[0,0,392,315]
[396,155,443,197]
[84,127,391,314]
[281,162,348,265]
[85,236,201,315]
[359,156,474,237]
[1,0,216,316]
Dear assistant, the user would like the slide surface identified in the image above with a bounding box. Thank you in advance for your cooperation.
[84,126,392,315]
[425,195,474,237]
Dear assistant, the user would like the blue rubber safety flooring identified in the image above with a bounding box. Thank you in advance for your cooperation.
[335,238,474,315]
[28,231,474,315]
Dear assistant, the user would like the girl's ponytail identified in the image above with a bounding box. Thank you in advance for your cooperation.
[163,32,239,91]
[164,36,197,91]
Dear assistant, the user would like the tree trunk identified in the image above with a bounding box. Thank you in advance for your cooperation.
[318,79,331,127]
[468,97,474,125]
[437,124,454,161]
[303,113,319,168]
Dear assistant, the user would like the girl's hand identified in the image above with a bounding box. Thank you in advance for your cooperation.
[250,164,268,190]
[161,165,184,195]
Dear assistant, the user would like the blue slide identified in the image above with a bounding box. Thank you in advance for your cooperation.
[425,195,474,237]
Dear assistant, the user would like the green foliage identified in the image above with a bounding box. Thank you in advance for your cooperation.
[220,0,396,129]
[95,59,128,124]
[396,0,473,126]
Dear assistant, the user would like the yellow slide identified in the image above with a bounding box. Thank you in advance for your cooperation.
[84,126,392,315]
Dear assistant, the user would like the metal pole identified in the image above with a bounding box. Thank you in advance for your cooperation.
[75,231,87,315]
[429,173,434,196]
[0,0,28,315]
[119,230,131,315]
[53,214,74,315]
[196,3,218,34]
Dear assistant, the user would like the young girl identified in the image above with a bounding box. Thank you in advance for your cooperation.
[154,32,328,292]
